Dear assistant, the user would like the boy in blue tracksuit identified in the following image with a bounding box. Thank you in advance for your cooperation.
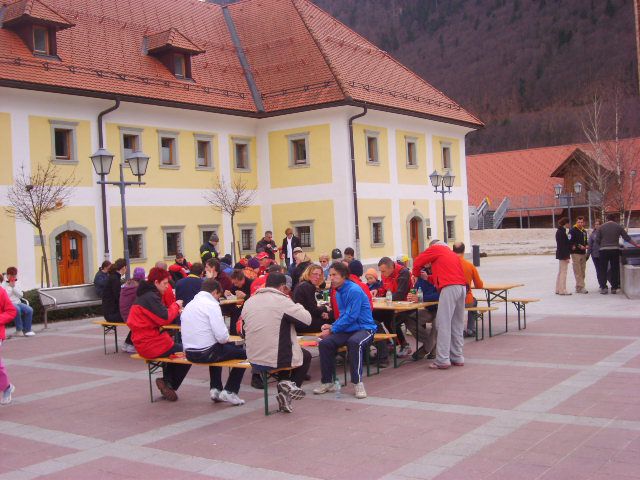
[313,262,377,399]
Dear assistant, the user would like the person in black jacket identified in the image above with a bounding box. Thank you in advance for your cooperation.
[226,269,253,335]
[256,231,278,260]
[199,234,219,263]
[280,228,301,269]
[175,263,204,307]
[291,248,312,290]
[102,258,127,322]
[555,217,572,295]
[293,264,331,333]
[568,216,589,294]
[93,260,111,297]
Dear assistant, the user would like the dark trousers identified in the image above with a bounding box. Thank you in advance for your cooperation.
[592,255,602,284]
[252,348,312,387]
[185,343,246,393]
[598,250,620,289]
[159,343,191,391]
[466,298,478,332]
[296,317,326,334]
[319,330,375,385]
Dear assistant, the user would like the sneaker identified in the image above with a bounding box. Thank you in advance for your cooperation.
[276,391,293,413]
[397,344,412,358]
[122,343,136,354]
[611,289,618,295]
[277,380,305,400]
[1,384,15,405]
[23,331,36,337]
[251,373,264,390]
[218,390,245,406]
[600,288,609,295]
[411,346,428,361]
[313,383,336,395]
[210,388,221,403]
[354,382,367,399]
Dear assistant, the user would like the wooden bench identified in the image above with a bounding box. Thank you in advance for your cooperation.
[466,306,499,340]
[492,298,540,330]
[93,320,128,354]
[130,354,292,416]
[39,284,102,328]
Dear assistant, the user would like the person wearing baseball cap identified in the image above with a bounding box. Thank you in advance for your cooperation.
[256,252,273,276]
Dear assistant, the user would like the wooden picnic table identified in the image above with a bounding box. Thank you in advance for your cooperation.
[473,283,524,336]
[220,298,244,306]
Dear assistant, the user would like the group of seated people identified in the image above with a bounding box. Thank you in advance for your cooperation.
[94,239,483,414]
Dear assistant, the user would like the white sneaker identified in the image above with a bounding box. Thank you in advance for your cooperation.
[313,383,336,395]
[277,380,306,400]
[121,343,137,354]
[1,384,15,405]
[218,390,245,406]
[23,331,36,337]
[354,382,367,399]
[210,388,221,402]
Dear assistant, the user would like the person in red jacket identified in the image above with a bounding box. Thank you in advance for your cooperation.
[412,240,467,370]
[0,286,17,404]
[127,267,189,401]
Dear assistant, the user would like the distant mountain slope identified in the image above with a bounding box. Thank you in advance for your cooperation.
[309,0,640,153]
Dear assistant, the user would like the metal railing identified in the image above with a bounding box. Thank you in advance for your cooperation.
[492,197,511,229]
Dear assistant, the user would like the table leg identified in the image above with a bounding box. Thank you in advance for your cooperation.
[414,309,419,361]
[504,291,509,333]
[486,290,492,336]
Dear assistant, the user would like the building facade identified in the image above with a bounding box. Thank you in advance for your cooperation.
[0,0,481,289]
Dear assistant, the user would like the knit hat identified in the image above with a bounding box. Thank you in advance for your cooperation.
[248,258,260,269]
[348,260,364,277]
[331,248,342,260]
[132,267,146,280]
[365,268,378,280]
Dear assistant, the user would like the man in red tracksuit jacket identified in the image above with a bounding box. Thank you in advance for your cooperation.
[412,240,467,370]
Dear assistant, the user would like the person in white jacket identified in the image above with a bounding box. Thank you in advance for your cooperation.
[181,278,246,406]
[1,267,34,337]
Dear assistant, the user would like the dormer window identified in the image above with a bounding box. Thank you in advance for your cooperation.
[33,26,50,55]
[145,28,204,80]
[2,0,75,58]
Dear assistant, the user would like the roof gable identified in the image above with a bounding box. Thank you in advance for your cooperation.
[146,28,205,55]
[2,0,74,28]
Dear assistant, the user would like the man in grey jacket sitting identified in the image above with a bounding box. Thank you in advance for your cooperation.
[241,273,312,413]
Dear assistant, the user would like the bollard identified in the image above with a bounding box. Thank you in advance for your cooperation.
[472,245,481,267]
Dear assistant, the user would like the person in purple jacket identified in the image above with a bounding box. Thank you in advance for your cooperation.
[119,267,145,353]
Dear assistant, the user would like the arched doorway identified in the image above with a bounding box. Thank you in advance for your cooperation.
[55,231,85,286]
[409,217,423,258]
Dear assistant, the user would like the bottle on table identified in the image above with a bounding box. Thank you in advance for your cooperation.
[385,290,393,304]
[417,287,423,303]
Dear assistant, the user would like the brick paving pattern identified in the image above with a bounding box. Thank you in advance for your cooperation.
[1,312,639,480]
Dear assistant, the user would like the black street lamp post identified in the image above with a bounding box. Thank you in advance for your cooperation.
[429,169,455,243]
[90,149,149,280]
[554,181,582,225]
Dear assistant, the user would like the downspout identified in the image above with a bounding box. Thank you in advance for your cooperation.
[97,98,120,261]
[348,104,367,260]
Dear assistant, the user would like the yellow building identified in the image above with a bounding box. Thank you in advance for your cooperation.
[0,0,482,288]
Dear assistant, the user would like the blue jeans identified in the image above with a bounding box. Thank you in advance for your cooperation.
[14,303,33,333]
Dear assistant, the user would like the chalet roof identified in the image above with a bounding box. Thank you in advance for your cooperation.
[2,0,74,28]
[0,0,483,124]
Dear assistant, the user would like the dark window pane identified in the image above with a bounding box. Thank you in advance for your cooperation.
[128,234,143,259]
[241,229,253,251]
[166,232,180,257]
[296,226,311,248]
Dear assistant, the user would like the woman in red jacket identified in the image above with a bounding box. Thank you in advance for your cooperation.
[127,267,189,401]
[0,286,17,404]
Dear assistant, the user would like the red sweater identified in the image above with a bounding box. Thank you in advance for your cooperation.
[412,244,466,291]
[0,288,17,341]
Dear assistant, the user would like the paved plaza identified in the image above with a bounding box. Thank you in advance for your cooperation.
[1,255,639,480]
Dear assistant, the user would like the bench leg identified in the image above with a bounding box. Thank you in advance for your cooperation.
[148,362,154,403]
[262,371,269,416]
[114,327,119,353]
[102,327,108,355]
[44,309,48,329]
[523,304,527,329]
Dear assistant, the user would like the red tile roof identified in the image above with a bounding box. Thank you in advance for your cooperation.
[467,139,640,216]
[3,0,73,28]
[0,0,482,125]
[146,28,204,55]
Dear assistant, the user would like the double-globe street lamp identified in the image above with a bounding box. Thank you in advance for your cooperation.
[554,181,582,225]
[429,169,455,243]
[90,148,149,280]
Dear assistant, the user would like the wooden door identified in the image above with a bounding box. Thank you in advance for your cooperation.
[56,231,84,286]
[410,218,421,258]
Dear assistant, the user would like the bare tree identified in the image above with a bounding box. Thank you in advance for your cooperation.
[5,163,78,287]
[203,175,256,263]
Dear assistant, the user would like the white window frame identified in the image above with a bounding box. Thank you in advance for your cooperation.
[198,224,219,246]
[158,130,180,169]
[405,136,418,168]
[232,137,251,172]
[291,220,314,250]
[441,142,452,170]
[287,132,310,168]
[194,134,214,170]
[238,223,257,254]
[446,216,456,241]
[126,227,147,262]
[49,119,78,164]
[365,130,380,165]
[119,126,143,164]
[162,225,185,259]
[369,216,385,247]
